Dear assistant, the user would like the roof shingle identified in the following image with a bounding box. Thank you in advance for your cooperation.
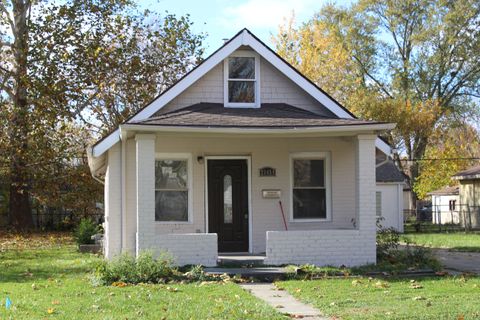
[130,103,387,128]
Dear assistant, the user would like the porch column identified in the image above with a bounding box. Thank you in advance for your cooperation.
[135,134,156,256]
[356,134,376,230]
[104,143,122,259]
[356,134,377,261]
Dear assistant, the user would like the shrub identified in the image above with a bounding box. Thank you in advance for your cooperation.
[376,226,400,260]
[95,251,176,285]
[73,218,99,245]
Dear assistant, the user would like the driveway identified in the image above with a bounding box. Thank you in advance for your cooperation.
[433,249,480,274]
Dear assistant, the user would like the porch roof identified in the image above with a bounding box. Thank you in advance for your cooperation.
[129,103,390,129]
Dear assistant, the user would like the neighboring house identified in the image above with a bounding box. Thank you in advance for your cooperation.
[453,165,480,229]
[428,186,460,225]
[375,149,405,232]
[88,29,395,267]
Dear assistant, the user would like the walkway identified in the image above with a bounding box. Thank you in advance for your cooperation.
[240,283,328,320]
[433,249,480,274]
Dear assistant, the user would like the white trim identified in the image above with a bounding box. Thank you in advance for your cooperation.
[224,50,261,108]
[154,152,193,224]
[376,138,392,155]
[204,156,253,254]
[289,152,332,222]
[121,123,395,135]
[93,128,120,158]
[92,29,396,158]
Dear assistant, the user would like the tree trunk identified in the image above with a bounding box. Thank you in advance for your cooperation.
[8,0,33,228]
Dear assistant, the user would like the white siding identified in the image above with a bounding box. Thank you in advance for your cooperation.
[160,54,334,116]
[104,143,122,258]
[376,183,404,232]
[431,194,460,224]
[122,135,358,254]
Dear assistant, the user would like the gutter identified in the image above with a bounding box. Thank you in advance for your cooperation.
[119,122,396,135]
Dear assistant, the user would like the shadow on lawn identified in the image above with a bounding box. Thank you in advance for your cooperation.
[0,247,99,283]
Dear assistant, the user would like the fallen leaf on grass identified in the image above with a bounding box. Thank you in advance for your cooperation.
[410,284,423,289]
[351,279,362,286]
[112,281,127,287]
[374,281,389,288]
[51,300,60,305]
[47,308,55,314]
[457,315,464,320]
[295,288,302,293]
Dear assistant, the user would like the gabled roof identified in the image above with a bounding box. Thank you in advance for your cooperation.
[427,186,459,196]
[376,160,406,183]
[453,165,480,180]
[131,103,388,128]
[92,28,393,157]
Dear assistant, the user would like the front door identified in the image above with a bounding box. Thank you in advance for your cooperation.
[208,159,249,252]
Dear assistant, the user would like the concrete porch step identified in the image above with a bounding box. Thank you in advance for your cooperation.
[217,254,266,267]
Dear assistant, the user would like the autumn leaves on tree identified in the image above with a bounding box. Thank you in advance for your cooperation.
[0,0,204,227]
[274,0,480,204]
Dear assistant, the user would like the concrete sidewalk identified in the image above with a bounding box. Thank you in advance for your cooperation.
[433,249,480,274]
[240,283,328,319]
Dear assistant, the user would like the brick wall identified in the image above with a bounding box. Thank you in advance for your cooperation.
[142,233,218,266]
[264,230,376,266]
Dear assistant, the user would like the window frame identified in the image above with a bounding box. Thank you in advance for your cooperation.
[154,153,193,224]
[223,50,261,108]
[289,152,332,222]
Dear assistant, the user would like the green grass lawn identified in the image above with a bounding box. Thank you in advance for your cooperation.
[402,232,480,252]
[0,234,285,319]
[277,276,480,320]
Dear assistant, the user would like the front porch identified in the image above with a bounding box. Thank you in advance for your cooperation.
[103,131,379,267]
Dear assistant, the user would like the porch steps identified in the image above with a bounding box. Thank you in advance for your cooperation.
[217,254,266,267]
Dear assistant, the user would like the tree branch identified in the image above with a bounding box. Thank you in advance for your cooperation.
[352,55,393,98]
[0,2,15,31]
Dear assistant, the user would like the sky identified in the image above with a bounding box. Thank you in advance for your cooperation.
[138,0,354,55]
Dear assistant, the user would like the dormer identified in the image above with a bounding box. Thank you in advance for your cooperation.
[224,50,260,108]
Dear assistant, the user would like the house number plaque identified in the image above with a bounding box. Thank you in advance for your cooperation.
[259,167,276,177]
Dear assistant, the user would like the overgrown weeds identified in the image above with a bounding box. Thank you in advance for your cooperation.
[94,251,239,286]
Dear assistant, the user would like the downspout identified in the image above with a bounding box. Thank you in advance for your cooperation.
[86,146,105,185]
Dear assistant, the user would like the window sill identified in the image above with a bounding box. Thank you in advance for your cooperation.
[224,102,260,108]
[289,218,331,223]
[154,221,193,225]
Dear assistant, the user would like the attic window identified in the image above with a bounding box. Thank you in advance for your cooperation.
[224,51,260,108]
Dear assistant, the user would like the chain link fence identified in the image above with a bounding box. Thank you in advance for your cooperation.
[404,203,480,232]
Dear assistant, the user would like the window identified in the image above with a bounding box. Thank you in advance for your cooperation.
[376,192,382,217]
[224,51,260,108]
[449,200,456,211]
[291,152,331,221]
[223,175,233,223]
[154,154,191,222]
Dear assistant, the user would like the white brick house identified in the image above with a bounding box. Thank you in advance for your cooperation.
[88,29,395,267]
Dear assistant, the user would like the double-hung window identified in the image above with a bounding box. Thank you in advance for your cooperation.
[224,51,260,108]
[291,152,331,221]
[154,154,192,222]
